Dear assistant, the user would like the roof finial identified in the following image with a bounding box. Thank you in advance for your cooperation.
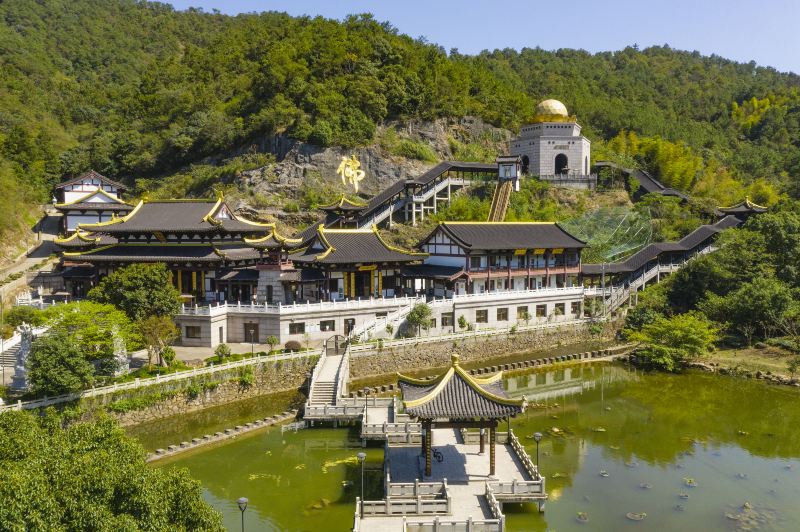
[451,354,460,367]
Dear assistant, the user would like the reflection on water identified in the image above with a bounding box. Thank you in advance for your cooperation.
[149,363,800,531]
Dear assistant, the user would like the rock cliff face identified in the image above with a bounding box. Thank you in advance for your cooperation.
[231,117,511,221]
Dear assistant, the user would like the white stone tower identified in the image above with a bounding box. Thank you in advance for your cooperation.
[509,99,594,189]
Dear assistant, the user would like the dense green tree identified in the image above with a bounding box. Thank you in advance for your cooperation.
[629,313,718,372]
[88,263,181,321]
[27,333,94,396]
[406,303,433,336]
[42,301,140,361]
[2,0,800,250]
[700,277,795,345]
[0,410,223,530]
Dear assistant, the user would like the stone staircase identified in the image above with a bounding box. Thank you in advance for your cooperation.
[0,344,19,368]
[309,380,337,405]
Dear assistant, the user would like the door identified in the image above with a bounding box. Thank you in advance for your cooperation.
[244,323,259,344]
[344,318,356,335]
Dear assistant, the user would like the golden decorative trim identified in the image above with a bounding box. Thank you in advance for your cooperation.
[398,354,525,410]
[54,231,100,244]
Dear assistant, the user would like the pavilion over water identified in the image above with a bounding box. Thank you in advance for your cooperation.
[398,355,526,477]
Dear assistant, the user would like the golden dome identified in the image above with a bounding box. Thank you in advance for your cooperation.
[535,99,569,117]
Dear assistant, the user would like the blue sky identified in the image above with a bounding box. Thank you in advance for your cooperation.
[166,0,800,74]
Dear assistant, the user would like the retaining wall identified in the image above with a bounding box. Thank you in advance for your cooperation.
[348,321,613,379]
[84,356,316,427]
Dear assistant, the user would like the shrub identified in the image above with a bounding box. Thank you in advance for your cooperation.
[161,346,177,367]
[458,315,469,330]
[238,367,255,388]
[106,391,178,413]
[185,382,201,399]
[285,340,302,352]
[4,305,46,327]
[214,343,231,359]
[393,139,437,162]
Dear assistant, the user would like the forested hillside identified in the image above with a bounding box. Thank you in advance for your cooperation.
[2,0,800,239]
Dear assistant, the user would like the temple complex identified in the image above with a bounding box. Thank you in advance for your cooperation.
[41,141,766,348]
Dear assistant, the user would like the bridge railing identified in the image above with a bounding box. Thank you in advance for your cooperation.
[402,517,503,532]
[178,295,420,317]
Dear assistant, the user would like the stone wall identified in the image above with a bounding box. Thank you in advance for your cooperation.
[84,356,317,427]
[349,322,612,378]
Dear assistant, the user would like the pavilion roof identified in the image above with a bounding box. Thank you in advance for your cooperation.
[243,229,302,250]
[318,194,367,213]
[54,169,128,191]
[54,231,118,249]
[717,197,768,215]
[77,197,274,235]
[422,221,586,251]
[292,225,427,265]
[398,355,525,421]
[53,188,132,210]
[61,243,261,264]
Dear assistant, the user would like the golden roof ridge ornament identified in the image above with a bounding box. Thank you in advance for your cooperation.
[337,155,365,193]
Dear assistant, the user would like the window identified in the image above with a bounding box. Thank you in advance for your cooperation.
[289,322,305,335]
[320,320,335,332]
[375,312,387,318]
[536,304,547,318]
[555,303,566,315]
[470,256,482,270]
[429,318,436,329]
[441,313,454,327]
[571,302,581,316]
[516,255,526,269]
[476,310,488,323]
[517,306,529,320]
[185,326,201,339]
[497,308,508,321]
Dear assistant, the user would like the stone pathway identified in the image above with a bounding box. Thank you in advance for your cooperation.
[358,428,533,530]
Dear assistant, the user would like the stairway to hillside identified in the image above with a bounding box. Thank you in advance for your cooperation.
[487,181,513,222]
[0,344,19,368]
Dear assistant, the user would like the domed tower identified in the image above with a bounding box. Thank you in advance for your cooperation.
[509,99,594,190]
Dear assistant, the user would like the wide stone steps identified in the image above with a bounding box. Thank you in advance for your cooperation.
[310,382,337,404]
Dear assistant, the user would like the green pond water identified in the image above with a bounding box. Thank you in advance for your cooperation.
[145,363,800,531]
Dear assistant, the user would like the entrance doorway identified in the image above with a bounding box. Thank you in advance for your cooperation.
[344,318,356,335]
[244,322,259,344]
[555,153,568,174]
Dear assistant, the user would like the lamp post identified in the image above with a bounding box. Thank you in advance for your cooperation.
[248,328,254,356]
[533,432,543,468]
[237,497,248,532]
[357,452,367,516]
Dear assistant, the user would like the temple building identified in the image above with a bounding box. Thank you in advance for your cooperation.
[316,194,368,228]
[55,196,294,301]
[417,221,586,294]
[53,170,132,233]
[291,225,427,302]
[510,99,595,189]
